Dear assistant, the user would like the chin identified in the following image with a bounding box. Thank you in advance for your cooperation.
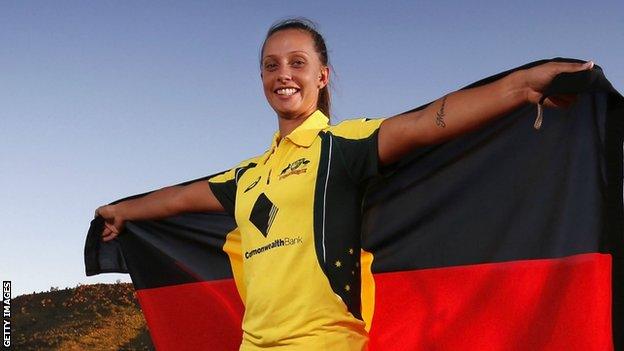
[273,105,304,120]
[277,112,301,120]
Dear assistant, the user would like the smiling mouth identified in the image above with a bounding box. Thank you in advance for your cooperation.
[275,88,300,96]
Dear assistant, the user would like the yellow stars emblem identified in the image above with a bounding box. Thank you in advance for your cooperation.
[335,260,342,268]
[345,284,351,292]
[348,248,354,255]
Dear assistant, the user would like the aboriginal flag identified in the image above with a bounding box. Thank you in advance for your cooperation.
[84,58,623,350]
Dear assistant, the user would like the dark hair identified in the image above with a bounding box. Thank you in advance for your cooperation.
[260,18,332,119]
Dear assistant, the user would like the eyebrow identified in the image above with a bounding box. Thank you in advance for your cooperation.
[262,51,310,60]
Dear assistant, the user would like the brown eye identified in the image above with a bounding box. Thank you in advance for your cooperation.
[292,60,305,67]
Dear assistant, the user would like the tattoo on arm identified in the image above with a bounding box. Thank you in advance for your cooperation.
[435,95,447,128]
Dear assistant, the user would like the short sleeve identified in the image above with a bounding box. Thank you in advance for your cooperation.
[329,117,386,184]
[207,159,258,216]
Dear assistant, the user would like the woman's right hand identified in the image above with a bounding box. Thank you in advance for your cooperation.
[94,205,126,242]
[92,180,225,242]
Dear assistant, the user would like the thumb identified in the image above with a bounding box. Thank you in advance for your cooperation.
[566,60,594,73]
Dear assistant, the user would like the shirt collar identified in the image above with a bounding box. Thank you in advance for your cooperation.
[269,110,330,150]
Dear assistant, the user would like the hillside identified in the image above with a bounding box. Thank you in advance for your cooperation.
[12,282,154,350]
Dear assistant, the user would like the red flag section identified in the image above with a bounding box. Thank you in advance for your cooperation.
[369,253,612,350]
[136,279,243,350]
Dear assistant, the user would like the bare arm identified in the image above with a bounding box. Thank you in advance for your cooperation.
[378,61,594,165]
[95,180,224,241]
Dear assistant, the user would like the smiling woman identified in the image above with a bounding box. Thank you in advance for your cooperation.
[260,19,331,135]
[94,17,595,351]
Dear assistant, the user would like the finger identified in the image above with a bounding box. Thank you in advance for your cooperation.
[542,97,565,108]
[549,94,577,104]
[102,227,112,237]
[554,60,593,74]
[102,233,117,242]
[104,222,119,235]
[543,95,577,109]
[586,61,594,70]
[103,230,118,240]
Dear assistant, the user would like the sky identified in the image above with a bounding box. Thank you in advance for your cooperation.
[1,0,623,297]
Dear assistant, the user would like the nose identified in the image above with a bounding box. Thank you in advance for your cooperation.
[276,66,292,83]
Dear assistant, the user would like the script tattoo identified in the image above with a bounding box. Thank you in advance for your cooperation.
[435,95,447,128]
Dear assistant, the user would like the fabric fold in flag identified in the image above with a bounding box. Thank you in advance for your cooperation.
[84,58,623,350]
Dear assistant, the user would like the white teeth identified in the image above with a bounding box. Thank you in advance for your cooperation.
[276,88,298,96]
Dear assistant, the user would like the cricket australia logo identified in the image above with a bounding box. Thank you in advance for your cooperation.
[249,193,278,237]
[279,158,310,180]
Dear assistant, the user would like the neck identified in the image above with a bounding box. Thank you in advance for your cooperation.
[277,117,305,141]
[276,108,318,141]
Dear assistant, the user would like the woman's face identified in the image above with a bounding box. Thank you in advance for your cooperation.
[261,29,328,120]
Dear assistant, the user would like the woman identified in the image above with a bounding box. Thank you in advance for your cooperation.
[95,18,593,350]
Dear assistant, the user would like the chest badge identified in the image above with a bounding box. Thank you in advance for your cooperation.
[279,158,310,180]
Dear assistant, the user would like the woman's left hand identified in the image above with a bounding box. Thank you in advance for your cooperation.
[523,60,594,108]
[378,59,595,166]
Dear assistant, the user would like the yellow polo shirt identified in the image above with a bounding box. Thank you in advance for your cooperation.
[208,110,384,350]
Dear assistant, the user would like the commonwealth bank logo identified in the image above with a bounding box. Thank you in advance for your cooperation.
[249,192,278,237]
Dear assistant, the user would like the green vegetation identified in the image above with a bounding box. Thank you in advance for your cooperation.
[12,282,154,350]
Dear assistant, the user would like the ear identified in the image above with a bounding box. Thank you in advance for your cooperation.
[318,66,330,89]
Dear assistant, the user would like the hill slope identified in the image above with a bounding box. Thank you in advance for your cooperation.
[12,282,154,350]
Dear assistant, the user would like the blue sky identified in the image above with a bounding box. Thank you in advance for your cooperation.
[1,0,622,296]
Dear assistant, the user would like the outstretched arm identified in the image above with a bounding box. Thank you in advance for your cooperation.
[378,61,594,166]
[95,180,224,242]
